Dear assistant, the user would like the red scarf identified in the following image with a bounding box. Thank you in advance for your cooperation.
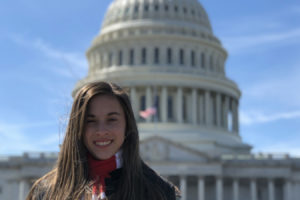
[87,152,122,199]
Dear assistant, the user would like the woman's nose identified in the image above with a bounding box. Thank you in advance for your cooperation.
[95,122,109,135]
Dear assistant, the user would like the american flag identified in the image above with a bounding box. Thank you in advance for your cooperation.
[139,107,157,119]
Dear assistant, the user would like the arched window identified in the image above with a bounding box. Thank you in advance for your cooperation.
[168,96,173,121]
[210,55,214,71]
[191,51,195,67]
[142,48,147,64]
[144,4,149,12]
[201,52,205,68]
[165,5,169,11]
[118,50,123,66]
[167,48,172,64]
[174,5,178,12]
[154,4,159,11]
[108,52,113,67]
[129,49,134,65]
[179,49,184,65]
[183,7,187,14]
[134,4,139,13]
[154,47,159,64]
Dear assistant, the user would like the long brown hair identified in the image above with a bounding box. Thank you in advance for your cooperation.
[26,81,168,200]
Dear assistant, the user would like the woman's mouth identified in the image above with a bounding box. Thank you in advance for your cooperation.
[94,140,112,147]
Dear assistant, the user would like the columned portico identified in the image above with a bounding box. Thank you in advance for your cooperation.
[177,87,183,124]
[161,86,168,123]
[216,177,223,200]
[233,178,239,200]
[180,176,187,200]
[146,86,152,123]
[268,179,275,200]
[19,179,29,200]
[198,176,205,200]
[250,179,257,200]
[204,90,211,127]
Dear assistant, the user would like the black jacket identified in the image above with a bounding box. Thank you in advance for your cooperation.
[105,162,180,200]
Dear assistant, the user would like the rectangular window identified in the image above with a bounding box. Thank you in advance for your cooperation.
[165,5,169,11]
[118,51,123,66]
[168,96,173,120]
[201,53,205,68]
[134,4,139,13]
[179,49,184,65]
[142,48,147,64]
[191,51,195,67]
[109,52,113,67]
[167,48,172,64]
[130,49,134,65]
[154,48,159,64]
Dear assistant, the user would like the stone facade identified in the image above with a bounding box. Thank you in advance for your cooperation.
[1,0,300,200]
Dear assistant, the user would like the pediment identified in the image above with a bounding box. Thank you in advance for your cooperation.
[140,135,211,162]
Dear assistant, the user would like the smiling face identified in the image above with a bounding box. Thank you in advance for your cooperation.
[84,95,126,160]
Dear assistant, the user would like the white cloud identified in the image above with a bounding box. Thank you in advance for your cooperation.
[9,34,87,78]
[240,110,300,125]
[0,120,57,155]
[223,28,300,54]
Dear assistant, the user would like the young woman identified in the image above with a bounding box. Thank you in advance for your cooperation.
[26,81,180,200]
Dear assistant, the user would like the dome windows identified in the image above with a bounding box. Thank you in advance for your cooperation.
[167,48,172,65]
[164,5,169,12]
[144,4,149,12]
[154,48,160,64]
[191,51,195,67]
[118,50,123,66]
[154,4,159,12]
[134,4,139,13]
[129,49,135,65]
[179,49,184,65]
[142,48,147,64]
[91,44,223,77]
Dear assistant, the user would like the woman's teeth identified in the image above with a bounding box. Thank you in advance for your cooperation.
[95,140,112,146]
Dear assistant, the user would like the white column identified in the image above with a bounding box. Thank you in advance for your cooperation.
[233,179,239,200]
[232,99,239,133]
[135,46,140,65]
[146,86,152,123]
[216,177,223,200]
[177,87,183,123]
[180,176,187,200]
[130,87,138,119]
[199,94,204,124]
[250,179,257,200]
[19,179,29,200]
[192,88,197,125]
[198,176,205,200]
[284,179,292,200]
[123,48,129,66]
[268,179,275,200]
[223,96,229,130]
[204,90,211,126]
[216,93,221,127]
[161,86,168,123]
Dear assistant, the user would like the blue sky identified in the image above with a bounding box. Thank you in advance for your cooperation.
[0,0,300,156]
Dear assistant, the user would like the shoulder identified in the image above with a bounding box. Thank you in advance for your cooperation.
[142,162,181,200]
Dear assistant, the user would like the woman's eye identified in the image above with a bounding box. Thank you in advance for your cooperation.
[108,118,117,122]
[87,119,96,123]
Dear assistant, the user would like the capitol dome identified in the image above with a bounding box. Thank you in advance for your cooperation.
[73,0,251,157]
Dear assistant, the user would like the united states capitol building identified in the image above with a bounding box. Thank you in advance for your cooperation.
[1,0,300,199]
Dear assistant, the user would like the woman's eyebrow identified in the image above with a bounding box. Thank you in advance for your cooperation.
[107,112,121,116]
